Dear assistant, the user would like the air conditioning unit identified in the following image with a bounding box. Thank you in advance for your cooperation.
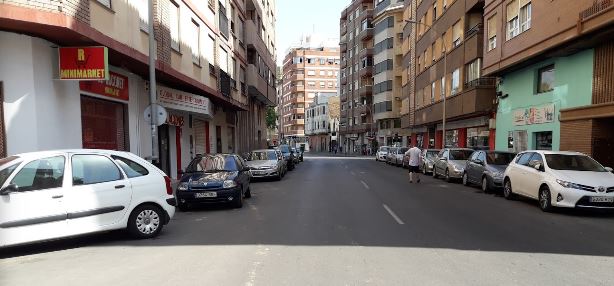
[488,118,496,129]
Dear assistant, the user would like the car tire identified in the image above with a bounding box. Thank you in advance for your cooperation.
[245,187,252,198]
[462,173,469,186]
[423,165,428,175]
[277,173,282,181]
[127,204,164,239]
[432,167,438,178]
[177,203,189,212]
[503,179,514,200]
[482,177,490,194]
[234,190,244,208]
[445,169,451,182]
[539,186,553,212]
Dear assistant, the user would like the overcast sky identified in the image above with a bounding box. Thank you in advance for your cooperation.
[275,0,348,65]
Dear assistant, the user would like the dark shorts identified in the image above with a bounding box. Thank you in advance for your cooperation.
[408,165,420,173]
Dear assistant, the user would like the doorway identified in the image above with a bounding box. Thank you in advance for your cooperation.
[158,125,170,176]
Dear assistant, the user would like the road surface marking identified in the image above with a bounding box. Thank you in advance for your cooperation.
[383,204,405,225]
[361,180,370,189]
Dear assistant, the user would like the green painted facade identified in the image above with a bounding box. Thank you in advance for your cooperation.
[495,49,594,151]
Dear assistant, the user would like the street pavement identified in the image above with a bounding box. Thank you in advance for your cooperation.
[2,154,614,285]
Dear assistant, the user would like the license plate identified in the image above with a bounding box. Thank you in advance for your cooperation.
[195,192,217,198]
[252,171,264,175]
[589,196,614,203]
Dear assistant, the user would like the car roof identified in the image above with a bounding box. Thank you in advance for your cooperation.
[485,150,516,154]
[252,149,275,152]
[521,150,585,156]
[9,149,139,160]
[445,148,474,151]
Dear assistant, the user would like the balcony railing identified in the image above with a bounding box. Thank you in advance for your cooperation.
[465,23,483,38]
[464,77,496,89]
[580,0,613,20]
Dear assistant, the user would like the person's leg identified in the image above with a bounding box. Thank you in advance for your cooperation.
[415,167,420,183]
[409,169,414,183]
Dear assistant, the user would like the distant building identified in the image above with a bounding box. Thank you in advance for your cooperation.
[305,93,340,152]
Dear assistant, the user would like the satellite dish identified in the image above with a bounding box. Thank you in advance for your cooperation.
[144,104,168,126]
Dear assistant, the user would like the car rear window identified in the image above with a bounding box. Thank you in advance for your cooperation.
[112,156,149,178]
[486,152,516,165]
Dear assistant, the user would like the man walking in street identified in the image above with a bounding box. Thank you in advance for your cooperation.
[407,144,422,183]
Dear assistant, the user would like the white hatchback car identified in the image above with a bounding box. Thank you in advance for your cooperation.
[0,150,176,248]
[376,146,389,162]
[503,150,614,212]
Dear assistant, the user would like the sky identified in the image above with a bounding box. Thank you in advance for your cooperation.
[275,0,349,65]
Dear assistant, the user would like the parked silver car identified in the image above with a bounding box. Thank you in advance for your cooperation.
[391,147,408,166]
[376,146,389,162]
[432,148,474,182]
[245,149,286,180]
[416,149,441,173]
[386,147,399,165]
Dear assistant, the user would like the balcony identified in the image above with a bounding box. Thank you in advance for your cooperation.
[355,104,370,116]
[341,42,348,52]
[580,0,613,20]
[358,27,374,41]
[341,58,348,69]
[292,107,305,115]
[341,24,348,36]
[414,79,496,126]
[341,75,348,85]
[341,109,348,118]
[464,24,484,62]
[340,92,348,102]
[358,8,374,22]
[401,113,412,129]
[359,66,373,78]
[351,123,374,133]
[246,65,275,106]
[289,96,306,104]
[290,119,305,125]
[290,85,305,93]
[358,48,374,58]
[290,73,304,82]
[245,19,275,70]
[358,85,373,97]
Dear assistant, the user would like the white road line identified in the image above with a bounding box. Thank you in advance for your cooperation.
[361,180,370,189]
[383,204,405,225]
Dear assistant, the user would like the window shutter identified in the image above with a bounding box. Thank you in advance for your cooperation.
[519,0,530,8]
[507,0,519,21]
[487,16,496,38]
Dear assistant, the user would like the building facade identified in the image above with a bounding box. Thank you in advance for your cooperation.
[400,0,417,146]
[305,94,340,152]
[412,0,496,150]
[483,0,614,167]
[279,37,340,150]
[339,0,376,154]
[0,0,276,179]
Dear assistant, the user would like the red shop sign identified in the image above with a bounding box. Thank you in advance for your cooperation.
[59,46,109,80]
[166,114,185,127]
[80,71,129,101]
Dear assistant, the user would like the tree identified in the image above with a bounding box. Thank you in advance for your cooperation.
[265,106,277,130]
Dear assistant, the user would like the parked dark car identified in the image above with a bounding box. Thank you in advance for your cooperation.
[176,154,251,210]
[291,147,301,164]
[463,150,516,193]
[279,145,295,170]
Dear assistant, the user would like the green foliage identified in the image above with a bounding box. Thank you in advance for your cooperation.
[266,107,277,130]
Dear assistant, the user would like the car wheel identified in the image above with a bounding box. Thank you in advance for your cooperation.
[177,203,189,212]
[503,179,514,200]
[539,186,553,212]
[445,169,451,182]
[482,177,490,193]
[432,167,438,178]
[127,204,164,239]
[462,173,469,186]
[234,190,244,208]
[245,187,252,198]
[423,165,428,175]
[277,173,282,181]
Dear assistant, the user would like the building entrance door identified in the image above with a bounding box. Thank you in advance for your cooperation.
[158,124,171,176]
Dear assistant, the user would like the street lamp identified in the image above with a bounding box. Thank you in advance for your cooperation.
[404,19,447,148]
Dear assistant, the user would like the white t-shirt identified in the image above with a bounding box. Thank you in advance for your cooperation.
[407,147,422,166]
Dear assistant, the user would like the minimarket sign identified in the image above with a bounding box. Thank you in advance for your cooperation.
[59,46,109,80]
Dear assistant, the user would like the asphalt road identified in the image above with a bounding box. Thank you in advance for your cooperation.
[2,154,614,285]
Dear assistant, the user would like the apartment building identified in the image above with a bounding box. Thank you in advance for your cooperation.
[372,0,406,147]
[412,0,496,150]
[483,0,614,166]
[400,0,417,145]
[0,0,276,179]
[280,39,340,150]
[305,93,340,152]
[339,0,376,154]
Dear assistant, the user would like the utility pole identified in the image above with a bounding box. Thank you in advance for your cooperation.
[148,0,158,163]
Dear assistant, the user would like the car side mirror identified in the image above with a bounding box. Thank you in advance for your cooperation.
[475,159,484,165]
[0,184,18,196]
[533,163,542,171]
[605,167,613,173]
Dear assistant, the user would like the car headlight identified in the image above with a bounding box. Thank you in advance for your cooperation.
[492,172,503,178]
[223,180,237,189]
[556,179,581,189]
[177,182,189,191]
[453,165,463,172]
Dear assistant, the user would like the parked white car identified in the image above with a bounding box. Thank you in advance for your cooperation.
[376,146,389,162]
[503,150,614,212]
[0,150,176,248]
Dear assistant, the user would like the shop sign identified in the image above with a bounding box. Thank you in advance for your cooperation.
[157,85,212,117]
[59,47,109,80]
[513,104,555,126]
[166,113,185,127]
[79,71,129,101]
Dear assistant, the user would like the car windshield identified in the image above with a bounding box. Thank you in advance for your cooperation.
[398,148,408,153]
[0,156,20,187]
[449,150,473,160]
[486,152,516,165]
[545,154,607,172]
[248,151,277,161]
[186,155,238,172]
[425,151,438,158]
[380,147,388,152]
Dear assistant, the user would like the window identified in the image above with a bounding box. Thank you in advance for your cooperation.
[519,1,531,33]
[319,70,326,76]
[440,76,445,98]
[451,68,460,94]
[96,0,111,9]
[170,0,180,51]
[443,0,447,9]
[452,20,462,47]
[320,82,325,88]
[535,131,552,150]
[537,65,555,93]
[191,20,200,64]
[10,156,65,192]
[219,47,229,72]
[112,156,149,178]
[431,81,436,103]
[487,15,497,51]
[72,155,122,186]
[528,152,544,165]
[139,0,149,32]
[307,70,315,76]
[516,152,533,166]
[433,2,437,22]
[466,58,481,83]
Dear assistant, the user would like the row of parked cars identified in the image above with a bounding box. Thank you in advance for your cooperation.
[0,145,304,248]
[376,146,614,212]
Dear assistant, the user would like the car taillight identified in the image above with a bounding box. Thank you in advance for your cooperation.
[164,176,173,195]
